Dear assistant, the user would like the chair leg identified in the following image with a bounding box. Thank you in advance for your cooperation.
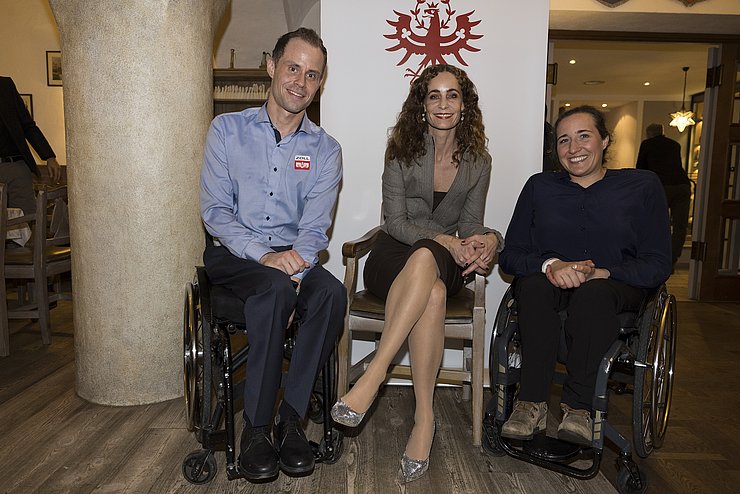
[0,280,9,357]
[337,319,350,396]
[472,306,485,446]
[472,345,483,446]
[35,272,51,345]
[462,345,472,401]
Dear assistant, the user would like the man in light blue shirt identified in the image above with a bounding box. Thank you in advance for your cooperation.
[200,28,345,482]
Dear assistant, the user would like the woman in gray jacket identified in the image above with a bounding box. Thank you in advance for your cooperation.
[332,64,503,483]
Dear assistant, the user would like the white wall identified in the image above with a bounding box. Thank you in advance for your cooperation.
[0,0,64,164]
[605,102,639,168]
[321,1,550,368]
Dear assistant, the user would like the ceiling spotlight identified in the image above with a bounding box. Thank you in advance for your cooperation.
[669,66,696,133]
[601,104,608,108]
[569,59,576,65]
[565,103,571,107]
[643,82,651,86]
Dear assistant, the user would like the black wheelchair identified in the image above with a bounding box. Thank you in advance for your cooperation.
[181,266,344,484]
[482,283,677,494]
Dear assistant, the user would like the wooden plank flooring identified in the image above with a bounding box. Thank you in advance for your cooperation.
[0,268,737,493]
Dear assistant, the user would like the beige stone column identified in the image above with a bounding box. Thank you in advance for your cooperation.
[49,0,227,405]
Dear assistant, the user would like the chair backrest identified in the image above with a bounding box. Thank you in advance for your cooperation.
[0,185,71,273]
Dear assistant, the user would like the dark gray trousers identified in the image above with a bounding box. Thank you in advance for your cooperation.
[204,244,346,426]
[663,183,691,267]
[0,160,36,214]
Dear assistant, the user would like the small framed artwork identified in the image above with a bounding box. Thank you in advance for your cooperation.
[46,50,63,86]
[20,94,33,119]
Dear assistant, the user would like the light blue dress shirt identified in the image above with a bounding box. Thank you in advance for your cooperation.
[200,105,342,273]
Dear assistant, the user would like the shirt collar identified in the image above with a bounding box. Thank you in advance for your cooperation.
[557,168,612,184]
[255,103,316,138]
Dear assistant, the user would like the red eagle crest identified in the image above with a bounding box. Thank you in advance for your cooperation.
[385,0,483,81]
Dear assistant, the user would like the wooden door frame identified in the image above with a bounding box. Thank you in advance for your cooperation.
[697,43,740,300]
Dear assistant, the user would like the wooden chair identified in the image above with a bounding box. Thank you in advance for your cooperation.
[338,226,486,445]
[0,184,72,356]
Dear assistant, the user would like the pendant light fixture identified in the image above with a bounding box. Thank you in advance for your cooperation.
[669,66,696,133]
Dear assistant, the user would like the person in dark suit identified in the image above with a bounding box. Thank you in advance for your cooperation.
[636,123,692,270]
[331,64,503,483]
[0,76,62,214]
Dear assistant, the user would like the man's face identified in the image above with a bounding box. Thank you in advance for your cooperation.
[267,38,324,116]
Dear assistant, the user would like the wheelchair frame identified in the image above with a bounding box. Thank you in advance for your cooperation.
[482,284,677,494]
[181,267,344,484]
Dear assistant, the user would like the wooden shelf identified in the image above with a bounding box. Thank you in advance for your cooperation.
[212,67,320,123]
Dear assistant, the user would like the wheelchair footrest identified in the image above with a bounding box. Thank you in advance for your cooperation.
[523,434,586,462]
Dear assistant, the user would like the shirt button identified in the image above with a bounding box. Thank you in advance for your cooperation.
[269,236,272,241]
[273,167,278,172]
[266,216,270,221]
[269,192,273,196]
[580,226,586,231]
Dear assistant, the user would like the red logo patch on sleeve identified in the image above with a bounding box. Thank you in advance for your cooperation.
[294,155,311,170]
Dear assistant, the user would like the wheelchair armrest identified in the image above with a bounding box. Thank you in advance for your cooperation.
[195,266,214,321]
[342,226,382,260]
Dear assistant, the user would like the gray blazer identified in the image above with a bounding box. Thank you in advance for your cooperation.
[381,135,503,250]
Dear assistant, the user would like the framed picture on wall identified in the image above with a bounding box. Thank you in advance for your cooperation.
[19,94,33,119]
[46,51,62,86]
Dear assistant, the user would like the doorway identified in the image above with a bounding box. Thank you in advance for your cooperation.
[548,35,739,301]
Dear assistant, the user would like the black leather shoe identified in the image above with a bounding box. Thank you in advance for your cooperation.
[275,415,315,476]
[238,422,279,481]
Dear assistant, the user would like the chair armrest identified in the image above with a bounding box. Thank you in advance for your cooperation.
[473,273,486,309]
[342,226,382,260]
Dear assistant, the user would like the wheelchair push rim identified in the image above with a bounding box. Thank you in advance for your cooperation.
[183,281,203,432]
[650,293,677,448]
[633,288,676,457]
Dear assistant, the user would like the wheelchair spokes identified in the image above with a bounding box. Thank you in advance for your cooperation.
[184,281,202,433]
[651,293,677,448]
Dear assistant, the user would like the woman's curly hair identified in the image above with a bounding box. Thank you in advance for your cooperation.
[385,64,487,167]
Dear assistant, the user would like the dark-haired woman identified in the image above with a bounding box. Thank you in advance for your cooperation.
[498,106,671,446]
[331,64,503,482]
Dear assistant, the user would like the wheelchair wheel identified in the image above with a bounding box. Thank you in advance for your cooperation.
[182,450,217,485]
[308,391,325,424]
[632,289,677,458]
[488,286,519,421]
[316,429,345,464]
[183,281,203,433]
[616,457,647,494]
[183,279,220,442]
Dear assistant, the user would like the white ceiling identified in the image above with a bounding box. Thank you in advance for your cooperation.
[548,9,740,110]
[551,40,715,109]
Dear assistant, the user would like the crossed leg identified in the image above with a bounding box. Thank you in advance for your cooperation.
[338,247,446,459]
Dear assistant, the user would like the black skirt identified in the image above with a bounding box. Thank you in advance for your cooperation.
[363,230,466,301]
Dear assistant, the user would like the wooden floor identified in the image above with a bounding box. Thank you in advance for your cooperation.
[0,268,738,493]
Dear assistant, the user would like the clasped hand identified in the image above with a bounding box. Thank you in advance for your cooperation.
[260,250,310,279]
[545,260,609,289]
[449,234,498,276]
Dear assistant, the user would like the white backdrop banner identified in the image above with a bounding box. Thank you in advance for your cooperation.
[321,0,550,371]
